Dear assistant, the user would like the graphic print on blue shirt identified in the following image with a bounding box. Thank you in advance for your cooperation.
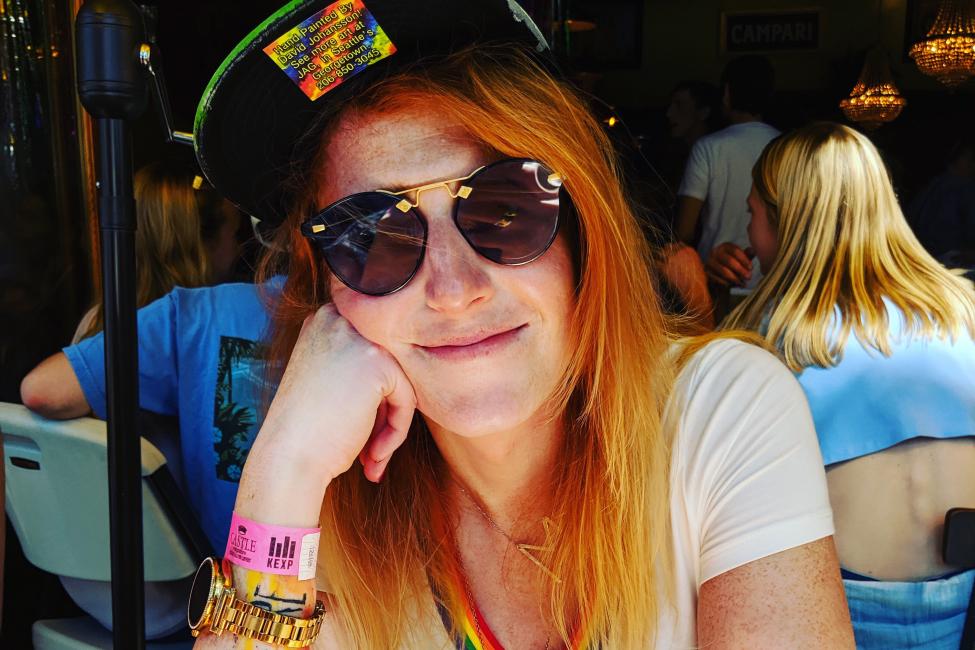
[213,335,267,482]
[63,280,282,550]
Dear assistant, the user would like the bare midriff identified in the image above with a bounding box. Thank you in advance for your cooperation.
[826,437,975,581]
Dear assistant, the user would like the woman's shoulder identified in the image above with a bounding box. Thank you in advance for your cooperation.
[665,336,834,587]
[667,335,815,460]
[671,335,788,392]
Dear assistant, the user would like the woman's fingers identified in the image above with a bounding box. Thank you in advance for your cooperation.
[706,263,736,286]
[707,243,752,286]
[364,423,406,482]
[362,363,417,482]
[706,257,744,286]
[268,302,419,485]
[359,401,388,477]
[362,407,415,482]
[729,246,753,271]
[255,303,396,485]
[720,250,752,281]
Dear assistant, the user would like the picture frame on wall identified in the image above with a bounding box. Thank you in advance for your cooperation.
[719,8,822,53]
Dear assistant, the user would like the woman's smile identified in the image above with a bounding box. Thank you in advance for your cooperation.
[416,323,528,362]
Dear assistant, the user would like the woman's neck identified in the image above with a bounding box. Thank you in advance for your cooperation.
[428,409,564,527]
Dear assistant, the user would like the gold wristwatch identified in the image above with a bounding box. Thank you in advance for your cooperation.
[188,556,326,647]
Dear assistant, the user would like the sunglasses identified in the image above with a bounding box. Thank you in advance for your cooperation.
[300,158,567,296]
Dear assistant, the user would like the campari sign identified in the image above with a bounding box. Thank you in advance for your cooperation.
[722,10,821,52]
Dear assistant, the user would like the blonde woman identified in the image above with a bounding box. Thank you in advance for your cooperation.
[722,122,975,649]
[186,2,853,647]
[73,160,240,342]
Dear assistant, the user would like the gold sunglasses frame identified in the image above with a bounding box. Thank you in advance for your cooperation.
[309,164,562,233]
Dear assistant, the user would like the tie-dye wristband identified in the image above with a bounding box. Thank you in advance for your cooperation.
[225,512,321,581]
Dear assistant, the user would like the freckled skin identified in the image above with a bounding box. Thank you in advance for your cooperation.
[321,106,575,440]
[319,106,576,649]
[698,537,854,649]
[193,98,854,650]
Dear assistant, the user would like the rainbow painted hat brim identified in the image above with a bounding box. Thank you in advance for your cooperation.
[193,0,551,227]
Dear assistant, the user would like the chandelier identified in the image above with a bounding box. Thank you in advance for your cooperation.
[840,48,906,129]
[909,0,975,87]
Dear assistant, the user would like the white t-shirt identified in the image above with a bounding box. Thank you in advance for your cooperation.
[678,122,780,286]
[379,339,834,648]
[656,338,833,648]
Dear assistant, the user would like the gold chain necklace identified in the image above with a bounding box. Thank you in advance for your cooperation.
[451,479,561,584]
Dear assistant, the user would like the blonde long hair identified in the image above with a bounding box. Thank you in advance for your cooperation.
[257,46,679,647]
[80,162,211,339]
[724,122,975,370]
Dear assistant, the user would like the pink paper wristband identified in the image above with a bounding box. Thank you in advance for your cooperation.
[225,512,321,580]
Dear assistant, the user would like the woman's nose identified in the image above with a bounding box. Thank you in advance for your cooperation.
[413,188,494,314]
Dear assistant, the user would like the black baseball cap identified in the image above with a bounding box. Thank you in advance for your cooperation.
[193,0,551,227]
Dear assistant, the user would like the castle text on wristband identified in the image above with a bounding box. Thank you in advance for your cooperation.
[226,512,321,581]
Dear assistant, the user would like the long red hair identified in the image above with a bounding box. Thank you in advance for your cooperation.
[256,45,677,648]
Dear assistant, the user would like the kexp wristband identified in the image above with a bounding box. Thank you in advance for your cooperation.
[225,512,321,581]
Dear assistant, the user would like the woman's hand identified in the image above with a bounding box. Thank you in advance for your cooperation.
[237,304,417,526]
[705,242,754,288]
[195,306,398,647]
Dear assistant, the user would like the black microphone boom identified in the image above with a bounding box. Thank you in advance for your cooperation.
[76,0,148,647]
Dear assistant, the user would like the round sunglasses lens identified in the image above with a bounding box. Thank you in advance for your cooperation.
[316,194,424,294]
[456,160,562,265]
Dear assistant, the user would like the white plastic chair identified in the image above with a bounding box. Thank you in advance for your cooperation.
[1,402,210,649]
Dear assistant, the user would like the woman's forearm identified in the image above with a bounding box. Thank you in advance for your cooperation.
[191,456,328,648]
[231,565,318,619]
[191,302,416,647]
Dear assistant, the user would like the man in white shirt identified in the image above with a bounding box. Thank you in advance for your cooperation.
[675,56,779,289]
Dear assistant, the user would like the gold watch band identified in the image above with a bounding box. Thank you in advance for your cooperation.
[215,594,327,648]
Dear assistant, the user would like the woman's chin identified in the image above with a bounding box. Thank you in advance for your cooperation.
[418,393,542,440]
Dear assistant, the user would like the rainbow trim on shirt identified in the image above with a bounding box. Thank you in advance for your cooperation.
[432,519,590,649]
[443,559,590,650]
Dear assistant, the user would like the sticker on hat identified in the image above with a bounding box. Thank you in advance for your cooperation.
[263,0,396,101]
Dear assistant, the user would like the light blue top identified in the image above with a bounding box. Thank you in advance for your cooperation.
[794,298,975,650]
[797,300,975,466]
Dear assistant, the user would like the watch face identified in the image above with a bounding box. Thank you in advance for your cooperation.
[188,557,216,628]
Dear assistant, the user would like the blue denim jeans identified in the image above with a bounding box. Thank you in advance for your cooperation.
[842,568,975,650]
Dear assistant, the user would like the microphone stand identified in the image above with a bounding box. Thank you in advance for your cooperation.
[76,1,148,646]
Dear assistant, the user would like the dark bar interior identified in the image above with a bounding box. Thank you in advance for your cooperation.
[2,0,974,647]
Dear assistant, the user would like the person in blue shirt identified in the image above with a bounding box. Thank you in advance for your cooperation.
[719,122,975,650]
[20,279,279,636]
[22,279,280,549]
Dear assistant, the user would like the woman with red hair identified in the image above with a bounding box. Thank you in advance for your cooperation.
[186,2,853,647]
